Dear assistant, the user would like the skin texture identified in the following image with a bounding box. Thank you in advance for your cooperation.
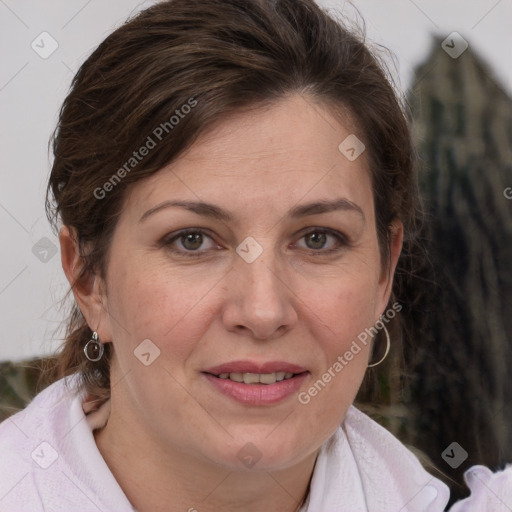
[60,94,403,512]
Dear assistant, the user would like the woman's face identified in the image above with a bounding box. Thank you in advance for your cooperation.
[94,94,401,471]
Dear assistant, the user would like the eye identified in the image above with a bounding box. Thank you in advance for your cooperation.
[162,227,348,258]
[294,228,347,253]
[163,229,218,256]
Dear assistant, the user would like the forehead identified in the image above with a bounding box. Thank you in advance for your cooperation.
[124,94,373,222]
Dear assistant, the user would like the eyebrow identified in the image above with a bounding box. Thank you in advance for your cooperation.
[139,198,365,223]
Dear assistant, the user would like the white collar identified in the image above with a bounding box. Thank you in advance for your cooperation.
[301,406,450,511]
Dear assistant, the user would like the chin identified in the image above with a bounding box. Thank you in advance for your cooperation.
[201,428,317,472]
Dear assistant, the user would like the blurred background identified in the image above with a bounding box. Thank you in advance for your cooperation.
[1,0,511,506]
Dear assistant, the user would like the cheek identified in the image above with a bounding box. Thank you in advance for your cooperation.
[105,260,218,364]
[296,270,378,419]
[309,285,375,379]
[303,264,380,344]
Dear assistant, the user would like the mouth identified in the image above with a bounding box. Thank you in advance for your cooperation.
[202,361,309,405]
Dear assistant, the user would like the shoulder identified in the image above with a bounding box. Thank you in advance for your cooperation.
[344,408,512,511]
[0,375,81,445]
[0,376,83,511]
[449,465,512,511]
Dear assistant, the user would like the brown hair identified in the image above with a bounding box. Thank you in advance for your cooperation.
[45,0,419,403]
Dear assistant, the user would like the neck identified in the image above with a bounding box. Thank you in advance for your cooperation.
[94,399,317,512]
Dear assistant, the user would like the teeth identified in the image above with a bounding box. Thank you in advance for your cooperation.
[243,373,261,384]
[259,373,278,385]
[216,372,297,384]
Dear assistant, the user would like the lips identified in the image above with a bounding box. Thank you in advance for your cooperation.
[202,361,309,405]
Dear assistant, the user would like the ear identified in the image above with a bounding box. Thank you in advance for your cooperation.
[59,225,112,343]
[376,219,403,316]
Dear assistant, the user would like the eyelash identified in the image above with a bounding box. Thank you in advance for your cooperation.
[162,228,349,258]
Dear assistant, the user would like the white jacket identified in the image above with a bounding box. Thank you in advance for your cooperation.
[0,376,510,511]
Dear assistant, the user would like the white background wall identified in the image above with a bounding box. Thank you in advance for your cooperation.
[1,0,511,361]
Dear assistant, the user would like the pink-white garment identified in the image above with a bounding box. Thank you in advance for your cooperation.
[0,375,507,511]
[449,465,512,512]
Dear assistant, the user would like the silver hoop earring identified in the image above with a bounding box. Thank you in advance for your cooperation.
[84,331,104,362]
[367,324,390,368]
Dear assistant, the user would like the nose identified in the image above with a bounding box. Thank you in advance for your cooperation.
[221,252,298,341]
